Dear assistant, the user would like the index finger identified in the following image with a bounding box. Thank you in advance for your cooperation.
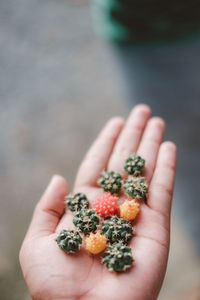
[74,117,124,189]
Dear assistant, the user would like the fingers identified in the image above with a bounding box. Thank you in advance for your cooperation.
[26,175,68,238]
[148,142,177,217]
[137,117,166,183]
[107,105,151,174]
[74,117,124,188]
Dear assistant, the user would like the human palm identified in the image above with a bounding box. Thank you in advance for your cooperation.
[20,105,176,300]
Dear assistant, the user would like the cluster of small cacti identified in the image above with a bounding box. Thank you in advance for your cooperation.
[55,153,147,273]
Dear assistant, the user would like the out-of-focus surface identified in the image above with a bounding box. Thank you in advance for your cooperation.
[0,1,199,299]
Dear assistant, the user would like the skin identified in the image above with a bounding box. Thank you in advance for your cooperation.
[19,105,177,300]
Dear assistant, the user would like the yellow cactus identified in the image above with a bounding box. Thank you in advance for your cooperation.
[85,232,107,254]
[119,200,140,221]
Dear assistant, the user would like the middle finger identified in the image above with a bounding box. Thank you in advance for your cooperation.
[107,104,151,175]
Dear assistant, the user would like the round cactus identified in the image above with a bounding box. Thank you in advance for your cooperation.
[98,171,122,194]
[73,209,100,235]
[103,243,134,272]
[102,216,134,244]
[124,177,147,199]
[85,232,107,254]
[124,153,145,175]
[94,193,118,217]
[119,199,140,221]
[55,229,82,253]
[66,193,89,212]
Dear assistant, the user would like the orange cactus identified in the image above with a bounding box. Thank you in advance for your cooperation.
[85,232,107,254]
[119,199,140,221]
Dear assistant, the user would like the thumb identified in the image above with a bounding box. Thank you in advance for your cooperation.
[26,175,68,238]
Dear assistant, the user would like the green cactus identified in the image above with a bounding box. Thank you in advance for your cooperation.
[124,153,145,175]
[66,193,89,212]
[55,229,82,253]
[73,209,100,235]
[98,171,122,194]
[102,216,134,244]
[103,243,134,272]
[124,177,147,199]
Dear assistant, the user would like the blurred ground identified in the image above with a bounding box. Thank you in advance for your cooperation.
[0,1,199,299]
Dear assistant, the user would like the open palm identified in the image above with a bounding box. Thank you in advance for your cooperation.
[20,105,176,300]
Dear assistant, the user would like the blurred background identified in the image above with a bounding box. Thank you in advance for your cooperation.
[0,0,200,299]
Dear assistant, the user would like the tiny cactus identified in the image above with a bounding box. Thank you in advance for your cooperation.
[55,229,82,253]
[73,209,100,235]
[85,232,107,254]
[94,193,118,217]
[102,216,134,244]
[124,153,145,175]
[98,171,122,194]
[124,177,147,199]
[103,243,134,272]
[66,193,89,212]
[119,199,140,221]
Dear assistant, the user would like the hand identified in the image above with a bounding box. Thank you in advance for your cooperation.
[19,105,176,300]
